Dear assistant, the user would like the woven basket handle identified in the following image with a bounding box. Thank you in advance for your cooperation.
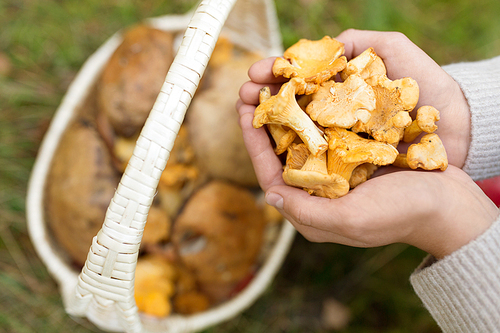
[66,1,240,332]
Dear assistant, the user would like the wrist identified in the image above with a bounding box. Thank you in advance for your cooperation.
[428,181,498,259]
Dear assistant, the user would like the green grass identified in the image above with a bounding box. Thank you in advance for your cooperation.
[2,0,500,332]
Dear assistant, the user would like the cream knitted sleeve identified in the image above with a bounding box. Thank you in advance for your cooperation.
[410,217,500,332]
[442,56,500,180]
[410,56,500,332]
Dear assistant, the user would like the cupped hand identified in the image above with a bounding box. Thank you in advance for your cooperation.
[236,29,497,258]
[239,29,471,168]
[336,29,471,168]
[238,101,497,258]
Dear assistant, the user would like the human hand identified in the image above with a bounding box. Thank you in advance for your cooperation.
[236,30,498,258]
[238,90,497,258]
[335,29,471,168]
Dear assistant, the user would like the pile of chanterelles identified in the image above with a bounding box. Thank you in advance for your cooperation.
[253,36,448,199]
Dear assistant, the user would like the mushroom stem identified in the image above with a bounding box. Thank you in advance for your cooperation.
[268,124,297,155]
[282,143,350,198]
[327,150,366,181]
[325,127,398,183]
[253,78,328,156]
[392,153,410,168]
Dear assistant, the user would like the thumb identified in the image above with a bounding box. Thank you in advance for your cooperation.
[264,185,370,245]
[265,184,351,230]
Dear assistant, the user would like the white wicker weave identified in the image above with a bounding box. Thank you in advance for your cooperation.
[26,0,296,332]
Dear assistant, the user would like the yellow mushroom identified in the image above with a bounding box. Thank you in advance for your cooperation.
[259,86,297,155]
[272,36,347,95]
[253,78,328,156]
[406,133,448,171]
[352,74,419,145]
[340,47,387,81]
[325,127,399,183]
[349,163,379,188]
[268,124,297,155]
[282,143,350,199]
[403,105,440,143]
[392,153,410,169]
[134,255,177,317]
[306,74,376,128]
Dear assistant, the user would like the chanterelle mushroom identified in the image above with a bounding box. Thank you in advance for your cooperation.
[340,47,386,81]
[253,78,328,156]
[306,73,376,128]
[325,127,399,182]
[351,74,419,145]
[282,143,350,198]
[273,36,347,95]
[259,87,297,154]
[349,163,378,188]
[406,133,448,171]
[403,105,440,143]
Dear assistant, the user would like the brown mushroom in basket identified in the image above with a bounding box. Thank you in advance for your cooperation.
[253,78,328,156]
[141,206,171,247]
[351,74,419,145]
[171,181,266,304]
[187,48,262,187]
[306,74,376,128]
[403,105,440,143]
[46,118,120,267]
[282,143,350,199]
[325,127,398,184]
[273,36,347,94]
[98,25,175,137]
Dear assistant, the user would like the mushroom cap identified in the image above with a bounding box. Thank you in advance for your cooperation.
[306,74,376,128]
[98,25,175,137]
[349,163,378,188]
[172,181,266,300]
[407,133,448,171]
[188,50,261,187]
[283,144,349,199]
[416,105,440,133]
[403,105,440,143]
[253,78,328,156]
[326,127,399,166]
[272,36,347,94]
[340,47,387,81]
[283,167,350,199]
[352,74,419,144]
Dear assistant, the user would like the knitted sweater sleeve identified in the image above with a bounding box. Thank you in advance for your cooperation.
[443,56,500,180]
[410,56,500,332]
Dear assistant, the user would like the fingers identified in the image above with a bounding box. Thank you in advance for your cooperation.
[265,171,433,248]
[265,184,383,247]
[335,29,440,81]
[247,57,287,84]
[336,29,414,61]
[238,57,286,106]
[239,81,282,106]
[237,103,285,192]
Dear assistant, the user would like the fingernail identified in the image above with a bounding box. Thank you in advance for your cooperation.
[265,192,284,209]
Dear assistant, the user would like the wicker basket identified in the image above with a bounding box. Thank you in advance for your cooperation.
[26,0,296,332]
